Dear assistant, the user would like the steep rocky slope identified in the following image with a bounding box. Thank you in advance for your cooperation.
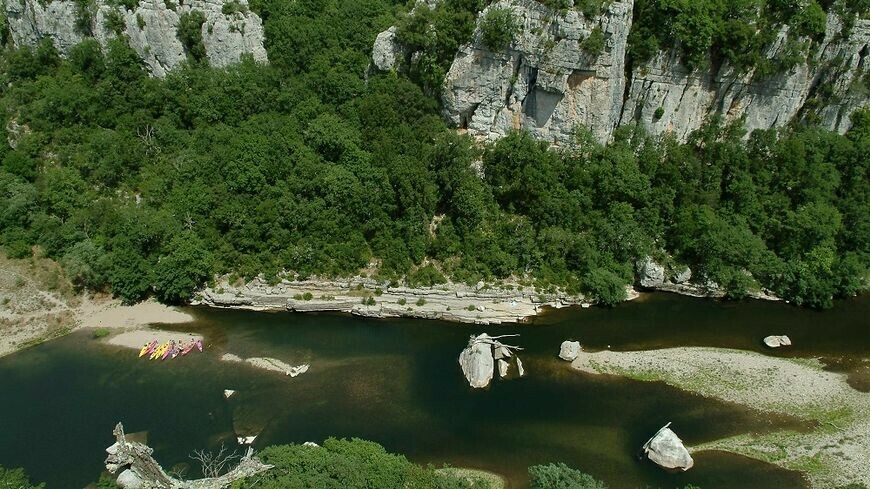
[374,0,868,143]
[3,0,267,76]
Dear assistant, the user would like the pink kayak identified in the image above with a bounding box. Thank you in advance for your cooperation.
[180,341,196,356]
[161,341,175,360]
[195,339,203,352]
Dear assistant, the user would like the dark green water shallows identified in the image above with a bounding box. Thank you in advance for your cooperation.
[1,293,867,489]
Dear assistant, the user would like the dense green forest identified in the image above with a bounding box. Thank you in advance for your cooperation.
[0,0,867,309]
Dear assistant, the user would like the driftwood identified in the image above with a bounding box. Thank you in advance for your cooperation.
[105,423,272,489]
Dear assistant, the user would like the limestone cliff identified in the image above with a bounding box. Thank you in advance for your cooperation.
[4,0,267,77]
[374,0,868,143]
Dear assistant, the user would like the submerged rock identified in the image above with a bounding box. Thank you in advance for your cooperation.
[763,335,792,348]
[643,423,694,471]
[224,389,236,399]
[559,341,581,361]
[459,334,495,388]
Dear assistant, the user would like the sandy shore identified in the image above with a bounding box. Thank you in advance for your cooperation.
[76,296,194,330]
[107,329,203,350]
[571,347,869,487]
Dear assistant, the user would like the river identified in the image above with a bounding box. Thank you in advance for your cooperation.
[0,293,867,488]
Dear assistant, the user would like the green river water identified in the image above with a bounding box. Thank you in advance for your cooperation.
[0,293,867,488]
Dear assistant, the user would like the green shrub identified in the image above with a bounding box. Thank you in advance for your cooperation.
[302,291,313,300]
[136,13,145,29]
[177,10,207,61]
[222,0,248,15]
[0,465,44,489]
[653,106,665,120]
[104,9,126,35]
[479,7,518,51]
[233,439,481,488]
[580,26,605,56]
[93,328,111,338]
[416,298,426,306]
[398,297,407,305]
[407,264,447,287]
[74,0,95,35]
[528,463,607,489]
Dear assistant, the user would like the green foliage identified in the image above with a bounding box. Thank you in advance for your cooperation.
[136,13,146,29]
[93,327,111,338]
[230,439,485,489]
[222,0,248,15]
[153,232,214,304]
[395,0,487,92]
[416,297,427,306]
[74,0,95,36]
[408,264,447,287]
[0,465,45,489]
[0,1,865,311]
[628,0,831,72]
[580,26,604,56]
[177,10,207,62]
[479,7,518,51]
[528,463,607,489]
[104,8,126,36]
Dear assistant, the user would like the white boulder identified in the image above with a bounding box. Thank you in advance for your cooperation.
[559,341,581,361]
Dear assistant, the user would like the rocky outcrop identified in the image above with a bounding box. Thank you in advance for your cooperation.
[459,334,495,388]
[373,0,868,143]
[458,333,524,388]
[634,255,780,301]
[558,340,581,361]
[763,335,792,348]
[194,274,596,325]
[621,16,869,140]
[643,422,694,472]
[442,0,633,145]
[4,0,267,77]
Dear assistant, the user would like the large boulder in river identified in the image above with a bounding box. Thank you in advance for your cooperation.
[763,335,792,348]
[459,334,495,388]
[643,424,694,471]
[636,256,666,288]
[559,341,581,361]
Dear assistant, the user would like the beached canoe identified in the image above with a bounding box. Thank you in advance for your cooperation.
[180,342,196,356]
[139,340,157,358]
[150,342,170,360]
[195,339,203,352]
[161,341,175,360]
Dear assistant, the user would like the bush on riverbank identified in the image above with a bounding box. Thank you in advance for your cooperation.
[0,465,44,488]
[231,438,488,488]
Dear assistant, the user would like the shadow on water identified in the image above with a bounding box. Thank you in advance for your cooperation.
[1,293,866,488]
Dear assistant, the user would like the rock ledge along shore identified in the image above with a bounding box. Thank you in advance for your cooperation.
[193,275,607,324]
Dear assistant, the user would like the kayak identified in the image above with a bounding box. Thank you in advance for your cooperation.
[161,341,175,360]
[180,342,196,356]
[150,342,169,360]
[170,342,181,359]
[195,339,203,352]
[139,340,157,358]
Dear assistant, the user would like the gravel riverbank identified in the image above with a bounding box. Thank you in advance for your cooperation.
[572,347,869,488]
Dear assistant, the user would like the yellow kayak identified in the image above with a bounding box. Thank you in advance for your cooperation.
[139,340,157,358]
[150,342,170,360]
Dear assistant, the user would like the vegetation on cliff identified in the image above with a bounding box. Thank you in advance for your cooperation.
[0,0,866,308]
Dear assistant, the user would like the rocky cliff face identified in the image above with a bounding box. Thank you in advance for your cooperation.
[4,0,267,77]
[374,0,868,143]
[443,0,633,144]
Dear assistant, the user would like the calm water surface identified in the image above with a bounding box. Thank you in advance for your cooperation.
[0,293,867,488]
